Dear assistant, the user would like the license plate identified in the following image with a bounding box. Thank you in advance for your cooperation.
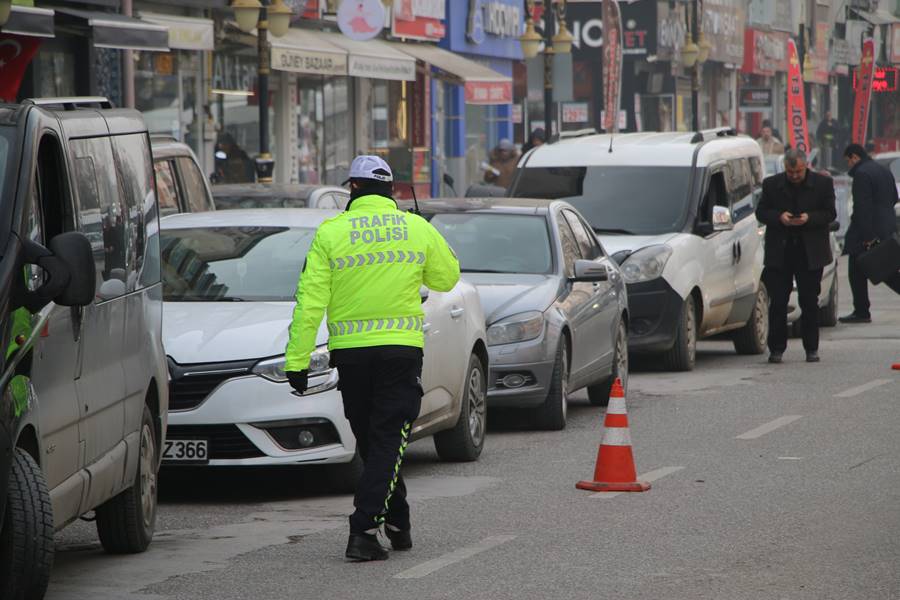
[162,439,209,464]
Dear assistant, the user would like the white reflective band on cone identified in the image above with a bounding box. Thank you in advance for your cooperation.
[601,427,632,447]
[606,397,627,415]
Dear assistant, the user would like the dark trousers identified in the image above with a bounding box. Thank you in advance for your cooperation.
[848,254,900,317]
[766,241,823,354]
[333,346,423,535]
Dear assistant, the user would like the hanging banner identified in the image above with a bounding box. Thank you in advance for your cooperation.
[786,38,810,154]
[602,0,623,132]
[851,38,876,145]
[337,0,385,42]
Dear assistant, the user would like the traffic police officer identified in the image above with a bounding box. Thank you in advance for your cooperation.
[285,156,460,561]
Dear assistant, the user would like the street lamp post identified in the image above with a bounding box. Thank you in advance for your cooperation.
[231,0,292,183]
[680,0,709,132]
[520,0,573,138]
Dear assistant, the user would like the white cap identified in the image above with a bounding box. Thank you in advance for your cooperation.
[347,155,393,183]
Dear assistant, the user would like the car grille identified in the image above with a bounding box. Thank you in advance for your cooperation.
[166,424,265,460]
[167,358,257,412]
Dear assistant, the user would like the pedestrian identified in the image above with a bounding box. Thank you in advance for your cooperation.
[761,119,783,145]
[283,155,460,562]
[815,111,840,169]
[522,128,546,154]
[756,149,837,363]
[483,138,520,189]
[756,125,785,156]
[838,143,900,323]
[215,133,256,183]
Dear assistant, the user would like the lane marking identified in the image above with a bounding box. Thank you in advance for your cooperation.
[591,466,685,499]
[393,535,517,579]
[736,415,803,440]
[834,379,892,398]
[777,457,804,461]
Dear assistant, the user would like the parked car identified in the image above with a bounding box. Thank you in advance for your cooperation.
[409,198,628,430]
[150,135,215,216]
[0,97,168,599]
[158,209,488,487]
[212,183,350,211]
[510,128,768,371]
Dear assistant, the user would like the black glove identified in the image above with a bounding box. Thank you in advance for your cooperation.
[286,370,309,395]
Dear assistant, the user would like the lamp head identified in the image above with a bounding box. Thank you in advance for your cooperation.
[267,0,293,37]
[697,32,711,64]
[552,21,574,55]
[232,0,262,33]
[681,40,699,68]
[519,17,542,59]
[0,0,12,27]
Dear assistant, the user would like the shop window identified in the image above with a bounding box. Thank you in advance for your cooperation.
[371,80,408,150]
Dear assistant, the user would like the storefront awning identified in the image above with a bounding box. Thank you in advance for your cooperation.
[270,29,349,77]
[53,7,169,51]
[853,9,900,25]
[139,13,214,51]
[1,5,55,38]
[392,42,512,105]
[323,34,416,82]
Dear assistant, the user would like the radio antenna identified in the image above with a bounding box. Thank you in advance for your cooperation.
[608,133,614,153]
[410,184,421,215]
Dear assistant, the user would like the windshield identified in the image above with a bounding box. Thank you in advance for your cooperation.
[429,213,553,274]
[513,166,694,235]
[160,226,315,301]
[875,157,900,181]
[213,192,310,210]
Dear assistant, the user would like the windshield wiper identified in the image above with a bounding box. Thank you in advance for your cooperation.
[461,268,507,274]
[592,227,635,235]
[216,296,246,302]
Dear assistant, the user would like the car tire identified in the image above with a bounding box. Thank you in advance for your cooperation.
[96,405,158,554]
[663,295,698,371]
[588,317,628,406]
[326,449,364,494]
[533,342,568,430]
[434,353,487,462]
[818,275,839,327]
[0,448,54,600]
[733,282,769,355]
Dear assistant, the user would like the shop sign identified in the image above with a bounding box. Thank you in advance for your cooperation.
[786,39,810,154]
[853,66,898,93]
[566,1,657,59]
[392,0,446,41]
[288,0,320,21]
[511,103,523,124]
[657,2,687,61]
[830,39,861,68]
[443,0,523,59]
[852,38,876,144]
[464,80,512,105]
[739,87,772,110]
[891,23,900,64]
[140,14,215,51]
[562,102,589,124]
[337,0,385,42]
[348,54,416,81]
[212,52,258,92]
[270,46,348,76]
[742,28,789,75]
[702,0,746,65]
[807,22,830,85]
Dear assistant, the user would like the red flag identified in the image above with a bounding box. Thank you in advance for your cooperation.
[0,34,41,102]
[602,0,623,132]
[786,39,810,154]
[852,38,876,145]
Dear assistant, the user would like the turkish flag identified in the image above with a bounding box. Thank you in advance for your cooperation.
[0,34,42,102]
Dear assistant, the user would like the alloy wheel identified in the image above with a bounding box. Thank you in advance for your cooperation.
[467,364,486,447]
[139,423,157,530]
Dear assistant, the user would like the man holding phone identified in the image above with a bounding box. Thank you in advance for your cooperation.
[756,149,837,363]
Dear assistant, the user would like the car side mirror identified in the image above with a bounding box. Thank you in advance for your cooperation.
[420,286,430,303]
[12,232,96,312]
[828,221,840,232]
[712,205,734,231]
[572,259,608,283]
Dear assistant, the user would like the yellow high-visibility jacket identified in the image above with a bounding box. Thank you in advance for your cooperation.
[285,194,460,371]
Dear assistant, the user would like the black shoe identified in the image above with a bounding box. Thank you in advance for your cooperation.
[806,351,820,363]
[385,526,412,551]
[768,353,783,364]
[345,533,388,562]
[839,313,872,324]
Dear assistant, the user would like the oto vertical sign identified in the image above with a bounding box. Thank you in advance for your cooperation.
[852,38,876,145]
[786,38,810,154]
[602,0,623,132]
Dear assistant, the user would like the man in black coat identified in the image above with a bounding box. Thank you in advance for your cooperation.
[756,149,837,363]
[839,144,900,323]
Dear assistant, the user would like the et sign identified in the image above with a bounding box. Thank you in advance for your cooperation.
[566,2,657,58]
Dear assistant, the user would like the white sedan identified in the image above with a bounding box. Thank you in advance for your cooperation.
[158,209,488,488]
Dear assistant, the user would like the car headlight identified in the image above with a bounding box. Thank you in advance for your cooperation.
[253,346,331,383]
[487,311,544,346]
[620,245,673,284]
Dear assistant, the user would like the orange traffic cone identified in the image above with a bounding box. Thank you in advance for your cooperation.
[576,378,650,493]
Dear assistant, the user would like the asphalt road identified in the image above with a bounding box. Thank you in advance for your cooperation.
[48,269,900,600]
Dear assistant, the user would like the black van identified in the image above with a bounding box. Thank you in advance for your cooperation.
[0,98,168,599]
